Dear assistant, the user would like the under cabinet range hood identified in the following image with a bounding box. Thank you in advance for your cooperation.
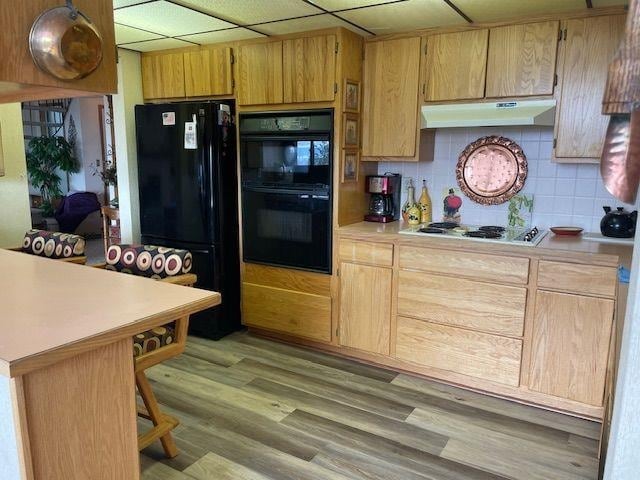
[421,99,556,129]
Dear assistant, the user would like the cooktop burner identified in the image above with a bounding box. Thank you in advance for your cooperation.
[428,222,458,230]
[478,225,506,233]
[419,227,447,234]
[465,230,503,239]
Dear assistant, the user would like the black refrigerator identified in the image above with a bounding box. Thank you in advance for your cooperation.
[135,101,240,340]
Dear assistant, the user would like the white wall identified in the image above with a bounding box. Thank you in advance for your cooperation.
[67,97,105,197]
[0,377,21,480]
[0,103,31,248]
[112,49,143,244]
[379,126,636,230]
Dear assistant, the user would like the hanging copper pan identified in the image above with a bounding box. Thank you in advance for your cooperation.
[29,0,103,81]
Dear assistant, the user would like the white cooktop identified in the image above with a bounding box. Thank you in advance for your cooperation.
[399,224,548,247]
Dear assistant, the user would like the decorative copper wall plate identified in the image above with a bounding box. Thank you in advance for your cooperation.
[456,136,527,205]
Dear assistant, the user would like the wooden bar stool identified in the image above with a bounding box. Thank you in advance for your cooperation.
[8,229,87,264]
[95,244,197,458]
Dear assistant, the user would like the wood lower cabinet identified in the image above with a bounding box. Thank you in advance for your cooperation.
[553,15,625,162]
[362,37,421,158]
[339,262,392,355]
[529,290,615,406]
[424,30,489,102]
[242,282,331,342]
[537,260,617,297]
[283,35,337,103]
[399,245,529,285]
[184,46,233,97]
[141,52,186,100]
[396,316,523,386]
[237,41,284,106]
[486,21,559,98]
[397,270,526,337]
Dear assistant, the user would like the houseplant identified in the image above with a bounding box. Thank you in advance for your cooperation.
[26,136,79,217]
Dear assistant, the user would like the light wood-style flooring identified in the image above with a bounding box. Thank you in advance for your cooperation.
[139,332,601,480]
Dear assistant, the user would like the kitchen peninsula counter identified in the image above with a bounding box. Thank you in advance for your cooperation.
[0,250,220,480]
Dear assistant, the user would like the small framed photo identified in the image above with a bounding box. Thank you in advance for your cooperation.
[344,79,360,113]
[343,113,359,148]
[341,149,359,183]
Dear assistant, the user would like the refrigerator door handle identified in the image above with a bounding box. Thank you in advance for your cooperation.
[197,114,208,228]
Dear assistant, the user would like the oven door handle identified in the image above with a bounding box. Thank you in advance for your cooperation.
[242,185,329,196]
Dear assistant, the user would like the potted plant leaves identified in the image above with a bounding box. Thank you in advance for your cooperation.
[26,136,79,217]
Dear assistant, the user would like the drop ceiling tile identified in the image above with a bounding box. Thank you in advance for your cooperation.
[312,0,402,11]
[454,0,586,22]
[121,38,195,52]
[257,13,367,36]
[115,23,163,44]
[178,28,264,45]
[338,0,464,34]
[113,0,148,8]
[173,0,323,25]
[114,0,235,37]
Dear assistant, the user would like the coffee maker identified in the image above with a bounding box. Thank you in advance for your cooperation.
[364,174,401,223]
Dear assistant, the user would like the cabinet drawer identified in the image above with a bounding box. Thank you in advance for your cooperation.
[398,270,526,336]
[395,316,522,386]
[399,246,529,284]
[242,283,331,342]
[538,261,617,297]
[339,239,393,266]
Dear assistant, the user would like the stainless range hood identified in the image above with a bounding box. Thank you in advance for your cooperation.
[421,99,556,129]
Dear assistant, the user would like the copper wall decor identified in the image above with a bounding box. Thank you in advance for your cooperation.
[456,136,527,205]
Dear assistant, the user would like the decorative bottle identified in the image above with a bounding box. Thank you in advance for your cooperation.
[418,179,432,224]
[401,179,417,222]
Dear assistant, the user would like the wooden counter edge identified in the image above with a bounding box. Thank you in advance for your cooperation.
[0,293,220,378]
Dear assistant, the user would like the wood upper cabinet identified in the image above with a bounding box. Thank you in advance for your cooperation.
[283,35,337,103]
[424,30,488,102]
[486,21,559,97]
[529,290,615,406]
[362,37,421,158]
[339,262,392,355]
[184,46,233,97]
[237,41,283,105]
[553,15,626,162]
[141,52,186,100]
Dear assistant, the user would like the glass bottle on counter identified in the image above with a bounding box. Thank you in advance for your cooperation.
[401,178,417,222]
[418,179,432,224]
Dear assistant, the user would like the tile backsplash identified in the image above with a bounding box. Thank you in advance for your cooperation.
[378,126,637,233]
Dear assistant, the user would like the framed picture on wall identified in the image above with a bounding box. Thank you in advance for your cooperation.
[341,149,359,183]
[344,79,360,113]
[343,113,359,148]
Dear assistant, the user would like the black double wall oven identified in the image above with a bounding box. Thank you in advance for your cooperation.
[239,110,333,274]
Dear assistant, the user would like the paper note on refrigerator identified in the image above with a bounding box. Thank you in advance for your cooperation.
[184,114,197,149]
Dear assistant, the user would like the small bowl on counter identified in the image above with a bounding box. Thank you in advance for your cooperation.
[550,226,584,236]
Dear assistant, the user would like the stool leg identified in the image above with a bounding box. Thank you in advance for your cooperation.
[135,370,179,458]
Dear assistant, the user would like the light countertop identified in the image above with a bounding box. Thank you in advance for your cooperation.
[337,221,634,268]
[0,250,220,377]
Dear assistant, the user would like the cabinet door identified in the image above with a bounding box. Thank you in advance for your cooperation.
[141,53,185,100]
[339,262,392,355]
[362,37,421,157]
[529,290,614,406]
[486,21,559,97]
[554,15,625,161]
[424,30,488,102]
[184,46,233,97]
[237,41,283,106]
[283,35,336,103]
